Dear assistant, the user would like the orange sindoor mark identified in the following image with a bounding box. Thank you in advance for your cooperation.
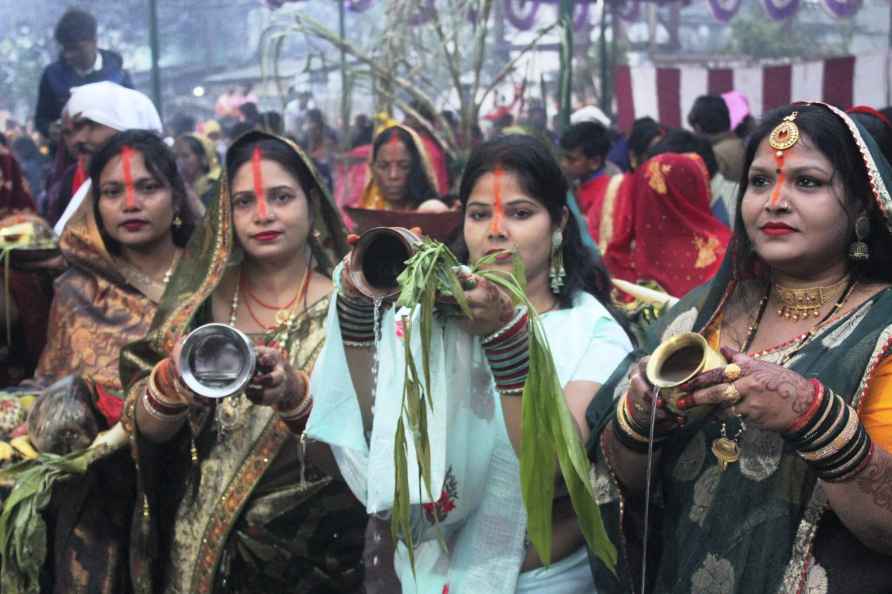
[251,147,268,218]
[490,166,505,234]
[770,151,785,208]
[121,145,137,209]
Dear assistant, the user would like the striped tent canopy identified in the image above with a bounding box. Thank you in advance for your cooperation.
[614,52,889,131]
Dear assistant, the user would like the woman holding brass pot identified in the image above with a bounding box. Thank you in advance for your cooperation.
[118,131,366,594]
[308,134,633,594]
[587,103,892,593]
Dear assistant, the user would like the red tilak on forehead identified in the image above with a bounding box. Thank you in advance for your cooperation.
[771,151,785,207]
[490,166,505,234]
[387,130,400,148]
[120,146,136,209]
[251,146,268,218]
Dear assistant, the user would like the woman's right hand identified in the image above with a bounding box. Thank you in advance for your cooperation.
[625,356,681,433]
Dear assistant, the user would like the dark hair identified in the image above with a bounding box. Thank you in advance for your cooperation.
[176,135,210,175]
[627,117,663,166]
[734,104,892,283]
[688,95,731,135]
[89,130,195,253]
[734,114,755,140]
[371,126,438,206]
[849,111,892,167]
[227,121,256,141]
[457,134,622,319]
[168,112,196,137]
[560,122,611,160]
[260,111,284,136]
[647,128,719,178]
[239,102,260,125]
[55,8,97,45]
[225,136,318,200]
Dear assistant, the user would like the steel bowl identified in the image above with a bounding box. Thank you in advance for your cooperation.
[178,323,256,399]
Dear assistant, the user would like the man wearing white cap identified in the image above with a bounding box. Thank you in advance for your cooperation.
[52,81,162,234]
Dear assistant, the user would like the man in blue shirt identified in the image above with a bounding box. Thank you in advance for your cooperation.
[35,8,133,140]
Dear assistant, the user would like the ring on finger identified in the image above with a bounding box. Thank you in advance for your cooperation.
[723,363,742,382]
[722,382,742,404]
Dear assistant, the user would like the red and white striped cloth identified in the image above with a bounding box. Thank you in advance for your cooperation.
[614,52,890,131]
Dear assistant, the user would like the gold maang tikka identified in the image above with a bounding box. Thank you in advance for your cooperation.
[767,111,800,207]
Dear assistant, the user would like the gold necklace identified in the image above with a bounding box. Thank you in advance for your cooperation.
[773,275,849,321]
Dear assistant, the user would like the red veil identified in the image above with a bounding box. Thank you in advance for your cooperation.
[605,152,731,297]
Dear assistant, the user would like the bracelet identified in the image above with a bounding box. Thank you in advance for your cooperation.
[798,401,854,461]
[788,392,842,450]
[148,361,189,411]
[821,440,875,483]
[612,392,670,454]
[784,379,826,436]
[275,370,310,415]
[483,306,530,396]
[482,306,528,345]
[152,358,194,406]
[338,293,376,347]
[142,389,187,422]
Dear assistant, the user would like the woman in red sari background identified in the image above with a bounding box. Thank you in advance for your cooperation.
[0,147,52,386]
[605,152,731,297]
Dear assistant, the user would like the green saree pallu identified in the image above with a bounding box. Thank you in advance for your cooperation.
[120,130,364,594]
[585,104,892,594]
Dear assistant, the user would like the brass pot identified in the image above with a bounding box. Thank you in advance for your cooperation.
[348,226,423,301]
[645,332,726,419]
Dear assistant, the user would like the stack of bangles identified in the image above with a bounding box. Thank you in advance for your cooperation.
[143,358,190,421]
[482,306,530,396]
[783,379,874,483]
[338,292,376,348]
[275,370,313,434]
[612,391,671,453]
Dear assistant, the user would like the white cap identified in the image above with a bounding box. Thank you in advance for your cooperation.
[570,105,611,127]
[63,81,162,133]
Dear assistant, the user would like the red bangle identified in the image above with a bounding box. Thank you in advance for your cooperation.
[785,379,825,434]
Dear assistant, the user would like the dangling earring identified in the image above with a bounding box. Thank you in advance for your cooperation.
[549,230,566,294]
[849,214,870,261]
[172,214,183,229]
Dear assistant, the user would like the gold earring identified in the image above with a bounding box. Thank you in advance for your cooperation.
[173,215,183,229]
[849,214,870,261]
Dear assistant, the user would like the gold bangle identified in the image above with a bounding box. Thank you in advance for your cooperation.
[615,395,649,443]
[799,405,860,462]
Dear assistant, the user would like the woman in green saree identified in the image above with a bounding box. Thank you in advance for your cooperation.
[587,103,892,593]
[119,130,365,594]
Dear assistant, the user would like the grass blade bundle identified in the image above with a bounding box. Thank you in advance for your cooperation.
[390,237,617,573]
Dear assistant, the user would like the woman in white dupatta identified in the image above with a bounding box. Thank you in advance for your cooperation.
[308,134,632,593]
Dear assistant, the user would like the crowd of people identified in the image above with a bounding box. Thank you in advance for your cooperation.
[2,6,892,594]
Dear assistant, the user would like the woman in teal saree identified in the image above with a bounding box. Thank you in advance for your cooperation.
[587,102,892,594]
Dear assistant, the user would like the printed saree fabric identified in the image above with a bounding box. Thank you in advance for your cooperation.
[308,290,632,594]
[604,153,731,298]
[358,124,439,211]
[29,190,163,393]
[586,105,892,594]
[120,130,361,594]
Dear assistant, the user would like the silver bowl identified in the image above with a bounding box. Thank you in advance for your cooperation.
[178,323,256,399]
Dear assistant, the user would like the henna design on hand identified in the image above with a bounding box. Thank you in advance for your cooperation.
[855,450,892,513]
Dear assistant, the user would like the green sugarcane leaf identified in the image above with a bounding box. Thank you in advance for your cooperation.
[520,343,557,563]
[512,252,527,292]
[392,417,416,573]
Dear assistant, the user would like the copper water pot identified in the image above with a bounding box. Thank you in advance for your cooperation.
[348,226,423,301]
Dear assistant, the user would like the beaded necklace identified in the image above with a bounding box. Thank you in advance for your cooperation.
[229,254,312,336]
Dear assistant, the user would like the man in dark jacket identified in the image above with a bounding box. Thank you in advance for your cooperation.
[34,8,133,139]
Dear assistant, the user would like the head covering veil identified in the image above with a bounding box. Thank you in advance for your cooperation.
[120,130,348,390]
[359,124,438,210]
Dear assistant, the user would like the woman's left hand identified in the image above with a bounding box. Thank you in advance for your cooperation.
[454,270,514,336]
[244,346,307,411]
[676,347,815,433]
